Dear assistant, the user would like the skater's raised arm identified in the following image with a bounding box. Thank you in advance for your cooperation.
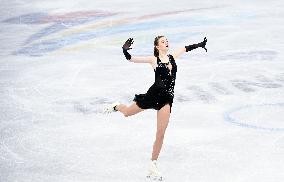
[172,47,186,60]
[129,55,156,63]
[172,37,208,60]
[122,38,155,64]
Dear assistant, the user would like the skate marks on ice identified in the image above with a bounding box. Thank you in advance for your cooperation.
[181,73,283,104]
[54,97,113,114]
[219,50,278,62]
[231,75,282,93]
[208,82,232,95]
[224,103,284,131]
[175,82,232,103]
[186,85,216,103]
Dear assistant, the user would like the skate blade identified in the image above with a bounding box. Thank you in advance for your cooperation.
[146,175,163,181]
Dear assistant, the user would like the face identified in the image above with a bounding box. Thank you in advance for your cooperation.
[156,37,169,51]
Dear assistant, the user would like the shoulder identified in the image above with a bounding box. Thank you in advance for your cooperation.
[149,56,158,64]
[168,54,176,60]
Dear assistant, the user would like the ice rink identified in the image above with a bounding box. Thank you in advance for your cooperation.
[1,0,284,181]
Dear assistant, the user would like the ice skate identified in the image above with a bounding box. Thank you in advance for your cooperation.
[103,101,120,114]
[146,160,163,181]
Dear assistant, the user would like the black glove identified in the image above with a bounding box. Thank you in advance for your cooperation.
[185,37,207,52]
[122,38,134,60]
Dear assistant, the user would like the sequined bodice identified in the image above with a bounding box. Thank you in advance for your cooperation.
[154,55,177,98]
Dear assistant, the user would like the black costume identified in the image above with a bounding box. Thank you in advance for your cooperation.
[133,55,177,113]
[122,37,207,113]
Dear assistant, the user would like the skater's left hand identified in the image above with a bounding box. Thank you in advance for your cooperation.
[185,37,208,52]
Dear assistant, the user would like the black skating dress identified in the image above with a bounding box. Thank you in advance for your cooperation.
[133,54,177,113]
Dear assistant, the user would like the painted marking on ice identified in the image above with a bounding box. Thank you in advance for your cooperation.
[9,7,256,56]
[224,103,284,131]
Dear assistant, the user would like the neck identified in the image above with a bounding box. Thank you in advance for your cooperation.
[159,50,168,58]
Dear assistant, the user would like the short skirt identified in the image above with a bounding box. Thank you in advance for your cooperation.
[133,83,173,113]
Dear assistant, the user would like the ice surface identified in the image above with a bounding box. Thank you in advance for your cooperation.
[1,0,284,181]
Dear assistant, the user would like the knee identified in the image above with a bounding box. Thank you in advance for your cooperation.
[123,111,130,117]
[119,106,130,117]
[156,131,165,141]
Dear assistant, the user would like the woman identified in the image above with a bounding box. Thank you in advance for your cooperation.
[104,35,207,180]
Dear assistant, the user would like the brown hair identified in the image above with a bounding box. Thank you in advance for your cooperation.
[154,35,164,57]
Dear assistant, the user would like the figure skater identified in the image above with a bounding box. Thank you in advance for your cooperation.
[103,35,207,181]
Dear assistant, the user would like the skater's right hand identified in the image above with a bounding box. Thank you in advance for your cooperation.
[122,38,133,60]
[122,38,134,50]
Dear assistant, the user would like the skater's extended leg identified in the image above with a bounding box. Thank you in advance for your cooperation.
[151,104,171,160]
[115,102,145,117]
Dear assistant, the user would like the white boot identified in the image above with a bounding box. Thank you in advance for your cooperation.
[146,160,163,181]
[103,101,120,114]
